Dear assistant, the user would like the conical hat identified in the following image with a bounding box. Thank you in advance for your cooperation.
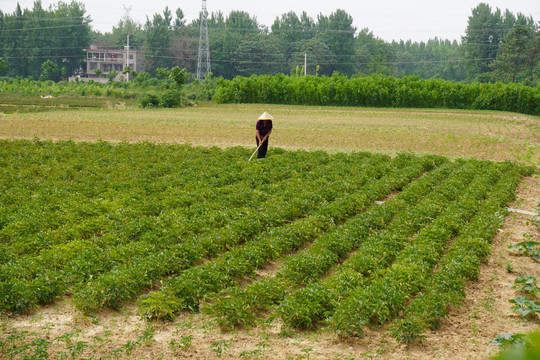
[258,111,274,120]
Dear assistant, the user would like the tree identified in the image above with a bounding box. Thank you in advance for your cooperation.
[233,34,287,76]
[95,18,144,50]
[0,58,6,74]
[107,69,118,83]
[174,8,186,31]
[491,24,539,83]
[143,7,174,72]
[39,59,59,81]
[207,10,262,79]
[461,3,534,82]
[462,3,504,81]
[271,11,315,64]
[169,66,190,87]
[225,11,260,32]
[356,28,396,75]
[293,37,336,76]
[0,1,91,79]
[316,9,356,76]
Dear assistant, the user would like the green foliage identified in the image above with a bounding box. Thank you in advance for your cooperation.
[513,275,540,296]
[169,67,190,88]
[214,74,540,115]
[159,89,182,108]
[0,59,7,74]
[510,296,540,319]
[0,2,91,80]
[509,241,540,261]
[39,60,60,82]
[0,139,531,348]
[389,315,427,343]
[1,3,538,84]
[210,340,232,358]
[491,330,540,360]
[169,335,193,355]
[138,93,160,108]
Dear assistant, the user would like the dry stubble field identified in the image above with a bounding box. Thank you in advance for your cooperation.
[0,102,539,359]
[0,103,538,163]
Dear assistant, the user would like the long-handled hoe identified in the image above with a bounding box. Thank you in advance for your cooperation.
[248,138,265,161]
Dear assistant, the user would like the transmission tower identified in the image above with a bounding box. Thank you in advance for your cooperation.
[122,4,133,21]
[196,0,211,81]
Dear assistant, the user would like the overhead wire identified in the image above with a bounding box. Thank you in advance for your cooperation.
[0,14,525,72]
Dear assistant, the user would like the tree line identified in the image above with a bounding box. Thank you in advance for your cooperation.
[213,73,540,115]
[0,1,538,85]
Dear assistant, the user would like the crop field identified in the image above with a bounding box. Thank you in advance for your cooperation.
[0,102,539,359]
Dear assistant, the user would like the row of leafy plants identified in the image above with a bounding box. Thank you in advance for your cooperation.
[0,139,534,347]
[389,165,535,343]
[202,160,534,340]
[331,162,508,337]
[213,73,540,115]
[71,151,400,315]
[137,155,442,321]
[206,159,484,329]
[3,73,539,114]
[0,140,425,316]
[272,160,486,331]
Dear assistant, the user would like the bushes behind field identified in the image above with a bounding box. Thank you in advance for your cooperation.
[214,73,540,115]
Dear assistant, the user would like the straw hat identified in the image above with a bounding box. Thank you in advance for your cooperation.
[258,111,274,120]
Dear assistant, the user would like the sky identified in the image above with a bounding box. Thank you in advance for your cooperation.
[3,0,539,42]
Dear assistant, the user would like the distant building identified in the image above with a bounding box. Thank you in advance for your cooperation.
[78,45,144,82]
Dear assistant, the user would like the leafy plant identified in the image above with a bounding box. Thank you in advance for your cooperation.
[491,330,540,360]
[169,335,193,355]
[210,340,231,358]
[509,241,540,261]
[509,296,540,319]
[138,93,159,108]
[513,275,540,296]
[490,333,529,347]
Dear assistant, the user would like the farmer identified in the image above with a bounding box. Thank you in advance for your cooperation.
[255,111,273,159]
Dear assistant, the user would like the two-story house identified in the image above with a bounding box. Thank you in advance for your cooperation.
[81,44,143,82]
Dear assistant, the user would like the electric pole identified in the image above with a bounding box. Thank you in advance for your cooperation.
[125,35,130,81]
[197,0,211,81]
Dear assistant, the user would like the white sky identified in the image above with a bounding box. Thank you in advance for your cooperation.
[3,1,539,42]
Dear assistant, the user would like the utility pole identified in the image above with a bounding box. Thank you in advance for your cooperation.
[197,0,211,81]
[304,53,307,76]
[125,34,130,81]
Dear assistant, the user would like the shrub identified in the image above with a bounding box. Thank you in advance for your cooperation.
[138,94,160,108]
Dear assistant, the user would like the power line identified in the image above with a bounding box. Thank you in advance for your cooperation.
[0,24,89,32]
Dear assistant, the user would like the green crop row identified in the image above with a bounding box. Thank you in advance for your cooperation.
[1,140,414,316]
[73,152,390,315]
[3,144,335,314]
[275,159,483,329]
[389,163,531,343]
[137,155,442,321]
[205,157,451,329]
[329,162,504,337]
[0,137,532,347]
